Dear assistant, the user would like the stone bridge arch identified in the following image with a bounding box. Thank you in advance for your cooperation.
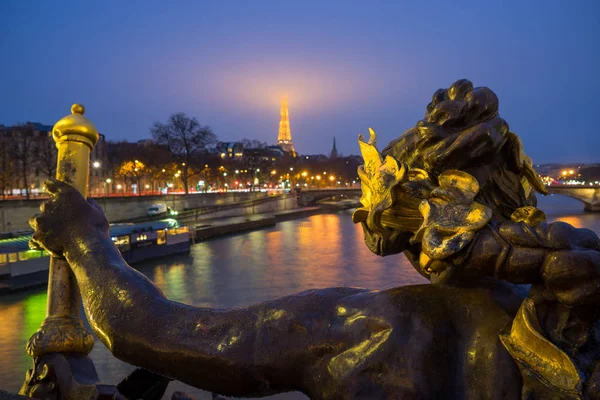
[297,188,361,207]
[545,186,600,212]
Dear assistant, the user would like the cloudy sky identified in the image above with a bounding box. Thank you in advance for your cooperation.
[1,0,599,162]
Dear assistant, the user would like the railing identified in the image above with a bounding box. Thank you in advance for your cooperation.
[1,186,362,200]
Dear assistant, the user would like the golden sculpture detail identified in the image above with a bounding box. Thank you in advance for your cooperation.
[26,104,98,357]
[500,298,583,398]
[351,79,600,398]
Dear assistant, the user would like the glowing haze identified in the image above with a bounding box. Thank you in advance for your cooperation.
[1,1,599,162]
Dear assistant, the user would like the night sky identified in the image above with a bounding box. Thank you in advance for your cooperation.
[1,1,599,163]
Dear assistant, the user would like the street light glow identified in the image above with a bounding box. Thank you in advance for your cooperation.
[92,161,101,168]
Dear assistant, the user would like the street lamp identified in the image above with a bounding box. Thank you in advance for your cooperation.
[104,178,111,196]
[90,162,102,194]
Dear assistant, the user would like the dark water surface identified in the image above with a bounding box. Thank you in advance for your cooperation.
[0,196,597,399]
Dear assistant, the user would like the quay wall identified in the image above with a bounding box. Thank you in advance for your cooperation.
[178,194,298,226]
[0,192,271,233]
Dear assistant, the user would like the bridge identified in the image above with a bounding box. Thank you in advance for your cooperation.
[545,186,600,212]
[299,186,600,212]
[298,188,361,207]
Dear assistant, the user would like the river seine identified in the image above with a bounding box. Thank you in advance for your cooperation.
[0,195,598,399]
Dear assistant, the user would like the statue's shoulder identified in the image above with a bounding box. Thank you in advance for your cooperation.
[378,281,526,332]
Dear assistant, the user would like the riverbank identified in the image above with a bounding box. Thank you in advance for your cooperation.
[190,204,356,242]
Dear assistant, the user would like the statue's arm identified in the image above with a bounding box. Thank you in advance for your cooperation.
[63,235,361,397]
[30,180,362,397]
[458,221,600,305]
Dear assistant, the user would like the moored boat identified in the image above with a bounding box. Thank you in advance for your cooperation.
[0,219,190,293]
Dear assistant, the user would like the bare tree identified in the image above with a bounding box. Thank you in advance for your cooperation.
[0,128,15,199]
[9,125,36,199]
[151,113,216,194]
[36,133,58,179]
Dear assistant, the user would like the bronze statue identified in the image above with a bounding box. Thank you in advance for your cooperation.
[22,80,600,399]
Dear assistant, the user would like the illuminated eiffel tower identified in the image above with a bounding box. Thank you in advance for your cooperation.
[277,96,296,156]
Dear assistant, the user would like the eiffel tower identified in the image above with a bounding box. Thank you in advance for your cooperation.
[277,96,296,156]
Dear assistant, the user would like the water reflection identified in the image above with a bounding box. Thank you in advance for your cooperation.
[0,196,596,398]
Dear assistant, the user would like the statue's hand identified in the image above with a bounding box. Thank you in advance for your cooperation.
[541,250,600,307]
[29,180,109,258]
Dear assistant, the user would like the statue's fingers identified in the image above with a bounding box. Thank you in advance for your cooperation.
[28,237,43,251]
[29,214,42,231]
[39,200,57,215]
[44,179,73,196]
[29,214,52,239]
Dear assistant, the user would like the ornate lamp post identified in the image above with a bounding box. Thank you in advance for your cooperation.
[26,104,97,357]
[20,105,122,399]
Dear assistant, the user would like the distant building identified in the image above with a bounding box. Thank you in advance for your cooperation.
[276,96,296,156]
[90,133,108,186]
[26,122,54,132]
[0,122,108,195]
[330,137,339,159]
[217,142,244,161]
[137,139,154,146]
[301,154,328,162]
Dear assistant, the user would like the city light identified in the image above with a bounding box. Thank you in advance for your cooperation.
[116,184,122,189]
[301,171,307,177]
[106,178,112,183]
[92,161,101,168]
